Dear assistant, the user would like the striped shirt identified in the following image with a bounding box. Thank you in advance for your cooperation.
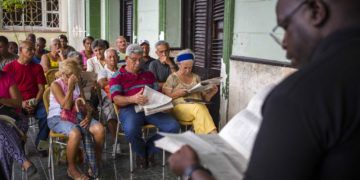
[109,66,159,100]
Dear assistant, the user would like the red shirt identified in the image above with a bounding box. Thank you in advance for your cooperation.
[3,60,46,100]
[109,66,159,100]
[0,71,16,99]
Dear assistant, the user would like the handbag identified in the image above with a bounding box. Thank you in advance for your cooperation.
[60,106,77,124]
[0,104,20,121]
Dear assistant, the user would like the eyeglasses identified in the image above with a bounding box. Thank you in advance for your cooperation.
[270,0,309,46]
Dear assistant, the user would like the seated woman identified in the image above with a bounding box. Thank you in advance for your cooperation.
[40,38,64,72]
[47,60,105,179]
[163,49,218,134]
[0,71,37,179]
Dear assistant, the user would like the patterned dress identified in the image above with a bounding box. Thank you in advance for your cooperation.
[0,71,28,180]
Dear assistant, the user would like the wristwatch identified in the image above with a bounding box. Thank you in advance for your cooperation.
[182,164,212,180]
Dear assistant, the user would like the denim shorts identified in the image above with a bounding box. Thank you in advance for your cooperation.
[47,116,100,136]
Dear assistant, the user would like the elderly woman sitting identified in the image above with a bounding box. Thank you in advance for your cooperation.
[0,71,37,179]
[47,60,105,179]
[163,49,218,134]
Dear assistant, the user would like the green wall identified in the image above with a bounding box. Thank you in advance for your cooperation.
[232,0,287,62]
[86,0,101,39]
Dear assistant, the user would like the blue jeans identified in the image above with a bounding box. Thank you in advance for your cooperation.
[35,101,49,147]
[119,105,180,157]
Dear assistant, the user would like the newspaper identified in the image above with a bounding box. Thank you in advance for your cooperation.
[155,84,275,180]
[187,77,222,93]
[134,86,174,116]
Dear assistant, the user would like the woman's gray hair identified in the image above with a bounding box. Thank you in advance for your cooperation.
[175,49,195,64]
[50,38,60,44]
[104,48,119,59]
[126,44,143,56]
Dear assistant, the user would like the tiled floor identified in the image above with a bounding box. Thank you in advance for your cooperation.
[13,127,178,180]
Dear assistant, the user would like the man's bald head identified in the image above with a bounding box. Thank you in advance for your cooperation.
[275,0,360,67]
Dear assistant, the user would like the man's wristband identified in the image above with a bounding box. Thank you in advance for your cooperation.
[183,164,212,180]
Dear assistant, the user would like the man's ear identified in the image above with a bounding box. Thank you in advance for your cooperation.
[309,0,329,27]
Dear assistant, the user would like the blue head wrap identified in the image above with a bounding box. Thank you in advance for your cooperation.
[177,53,194,62]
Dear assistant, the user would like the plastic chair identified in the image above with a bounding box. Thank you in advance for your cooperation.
[45,68,58,86]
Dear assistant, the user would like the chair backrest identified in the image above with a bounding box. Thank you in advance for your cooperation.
[45,68,59,85]
[43,87,51,113]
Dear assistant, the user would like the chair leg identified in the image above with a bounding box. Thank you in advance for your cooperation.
[129,143,133,173]
[113,122,120,158]
[162,150,166,167]
[48,137,55,180]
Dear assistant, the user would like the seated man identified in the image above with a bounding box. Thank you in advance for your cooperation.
[3,41,49,156]
[149,40,178,88]
[97,48,119,147]
[110,44,180,168]
[32,37,49,64]
[40,38,63,72]
[0,36,18,70]
[138,39,156,71]
[115,36,127,61]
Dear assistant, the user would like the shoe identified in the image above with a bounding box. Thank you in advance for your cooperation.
[67,169,89,180]
[136,155,148,169]
[147,154,156,167]
[24,162,37,177]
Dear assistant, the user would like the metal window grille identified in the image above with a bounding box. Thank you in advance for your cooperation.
[2,0,60,30]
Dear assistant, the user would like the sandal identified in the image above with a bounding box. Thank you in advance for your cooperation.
[67,169,89,180]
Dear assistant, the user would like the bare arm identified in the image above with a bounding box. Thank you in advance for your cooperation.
[0,84,22,108]
[113,88,147,107]
[40,54,50,73]
[162,86,187,99]
[35,84,45,102]
[50,75,78,110]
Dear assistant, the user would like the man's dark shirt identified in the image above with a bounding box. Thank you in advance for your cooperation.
[140,56,156,71]
[148,58,177,83]
[245,27,360,180]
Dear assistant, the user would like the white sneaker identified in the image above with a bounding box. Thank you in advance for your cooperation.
[112,143,122,154]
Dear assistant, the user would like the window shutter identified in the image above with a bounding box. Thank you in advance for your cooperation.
[210,0,224,72]
[192,0,208,68]
[122,0,133,43]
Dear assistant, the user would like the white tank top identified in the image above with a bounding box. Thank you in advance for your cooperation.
[48,78,81,118]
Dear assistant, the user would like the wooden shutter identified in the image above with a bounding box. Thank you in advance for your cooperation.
[210,0,224,71]
[121,0,133,43]
[192,0,208,69]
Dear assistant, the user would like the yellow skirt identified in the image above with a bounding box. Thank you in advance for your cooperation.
[172,103,216,134]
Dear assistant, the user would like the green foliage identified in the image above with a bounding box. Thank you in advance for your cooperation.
[1,0,33,12]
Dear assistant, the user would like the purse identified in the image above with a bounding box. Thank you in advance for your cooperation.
[60,106,77,124]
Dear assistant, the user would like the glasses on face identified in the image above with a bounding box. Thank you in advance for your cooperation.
[270,0,309,46]
[128,56,142,63]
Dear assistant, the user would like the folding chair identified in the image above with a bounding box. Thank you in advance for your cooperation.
[112,103,166,173]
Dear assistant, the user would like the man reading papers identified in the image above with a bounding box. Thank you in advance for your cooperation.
[156,84,275,179]
[110,44,180,169]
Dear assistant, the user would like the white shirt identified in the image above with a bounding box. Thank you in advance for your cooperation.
[97,65,117,81]
[86,56,105,74]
